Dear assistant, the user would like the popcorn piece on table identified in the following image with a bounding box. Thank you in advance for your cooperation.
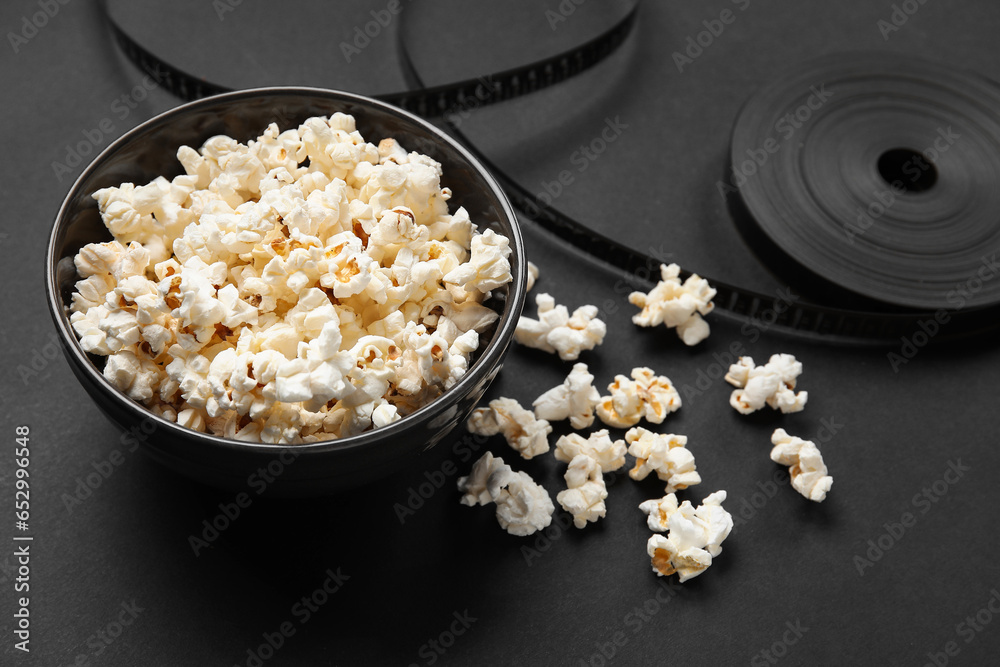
[526,261,539,291]
[637,493,679,532]
[625,427,701,494]
[532,362,601,430]
[770,428,833,502]
[632,367,681,423]
[725,354,807,415]
[467,397,552,460]
[553,429,626,473]
[494,471,555,537]
[557,454,608,528]
[629,263,716,346]
[644,491,733,582]
[458,452,554,536]
[596,367,681,429]
[595,374,642,429]
[457,451,515,506]
[514,293,606,361]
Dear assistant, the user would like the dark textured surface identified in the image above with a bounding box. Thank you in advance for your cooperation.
[2,1,999,666]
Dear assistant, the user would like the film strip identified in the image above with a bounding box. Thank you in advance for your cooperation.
[100,0,1000,346]
[103,0,638,116]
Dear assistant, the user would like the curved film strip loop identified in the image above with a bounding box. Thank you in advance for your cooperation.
[102,0,637,112]
[393,23,998,346]
[99,0,999,345]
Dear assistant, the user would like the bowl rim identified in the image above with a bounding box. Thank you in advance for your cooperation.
[46,85,526,454]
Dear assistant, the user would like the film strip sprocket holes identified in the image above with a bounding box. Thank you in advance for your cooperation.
[100,0,1000,346]
[104,0,638,119]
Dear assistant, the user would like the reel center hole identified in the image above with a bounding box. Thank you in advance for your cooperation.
[877,148,938,193]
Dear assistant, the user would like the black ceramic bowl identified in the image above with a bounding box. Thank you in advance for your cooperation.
[47,87,526,496]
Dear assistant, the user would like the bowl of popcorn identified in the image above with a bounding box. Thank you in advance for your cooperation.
[47,88,526,495]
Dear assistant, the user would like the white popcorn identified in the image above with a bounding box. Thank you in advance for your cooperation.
[629,263,715,346]
[644,490,733,582]
[532,362,600,429]
[74,240,150,284]
[443,300,499,334]
[99,309,142,352]
[320,235,375,299]
[177,407,207,432]
[625,427,701,493]
[71,305,113,354]
[770,429,833,502]
[467,398,552,460]
[392,323,453,395]
[92,185,181,264]
[70,114,514,442]
[493,470,555,537]
[553,430,626,473]
[71,273,117,314]
[514,293,606,361]
[725,354,807,415]
[216,284,258,329]
[631,367,682,423]
[595,374,643,429]
[456,451,515,506]
[557,454,608,529]
[174,266,225,331]
[596,367,681,428]
[457,452,554,536]
[103,349,162,403]
[526,261,539,291]
[164,346,214,409]
[443,228,512,294]
[638,493,679,533]
[371,402,400,428]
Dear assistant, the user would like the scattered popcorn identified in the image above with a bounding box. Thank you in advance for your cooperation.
[638,493,678,533]
[532,362,600,430]
[725,354,807,415]
[596,367,681,428]
[457,451,514,506]
[629,263,715,346]
[69,115,515,443]
[770,429,833,502]
[467,398,552,460]
[595,375,642,428]
[557,454,608,528]
[526,261,539,291]
[514,293,606,361]
[494,470,555,536]
[553,430,626,473]
[458,452,554,536]
[625,427,701,493]
[644,491,733,582]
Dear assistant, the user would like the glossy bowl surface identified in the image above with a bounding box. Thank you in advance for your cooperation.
[47,87,525,496]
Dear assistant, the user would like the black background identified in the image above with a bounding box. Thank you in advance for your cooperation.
[3,1,1000,665]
